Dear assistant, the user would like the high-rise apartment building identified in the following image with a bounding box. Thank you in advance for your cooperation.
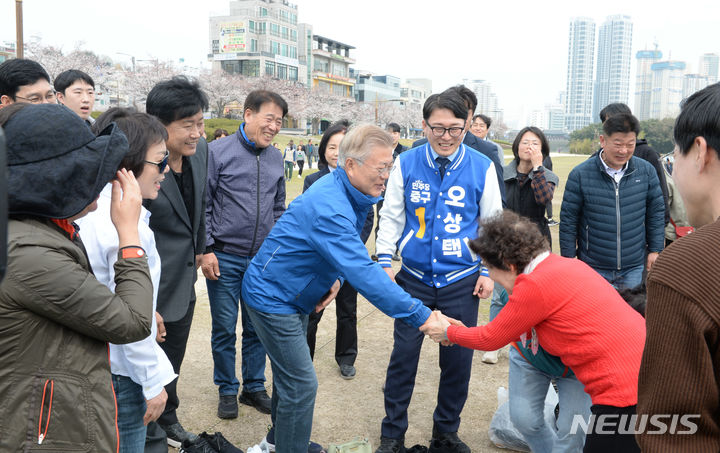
[546,104,566,131]
[209,0,306,82]
[682,74,710,100]
[699,53,719,83]
[565,17,596,131]
[650,61,686,119]
[634,49,662,121]
[592,15,633,122]
[528,110,548,129]
[463,79,503,123]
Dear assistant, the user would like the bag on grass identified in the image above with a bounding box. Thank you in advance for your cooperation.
[328,438,372,453]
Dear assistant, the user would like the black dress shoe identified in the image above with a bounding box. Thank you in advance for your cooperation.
[217,394,238,419]
[375,437,405,453]
[428,429,470,453]
[239,389,272,414]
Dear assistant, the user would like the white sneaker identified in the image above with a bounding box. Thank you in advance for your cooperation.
[482,350,499,364]
[297,175,301,178]
[259,435,275,453]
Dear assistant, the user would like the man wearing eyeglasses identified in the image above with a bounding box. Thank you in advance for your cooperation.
[0,58,55,107]
[375,90,502,452]
[413,85,506,208]
[239,124,437,453]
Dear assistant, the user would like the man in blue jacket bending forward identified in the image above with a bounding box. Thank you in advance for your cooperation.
[241,124,437,453]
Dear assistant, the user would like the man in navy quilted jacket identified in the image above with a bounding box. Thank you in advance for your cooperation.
[559,113,664,289]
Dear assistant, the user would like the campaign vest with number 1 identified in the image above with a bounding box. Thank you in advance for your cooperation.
[398,143,493,288]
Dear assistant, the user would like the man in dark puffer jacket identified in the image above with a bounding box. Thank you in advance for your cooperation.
[560,113,665,289]
[590,103,670,225]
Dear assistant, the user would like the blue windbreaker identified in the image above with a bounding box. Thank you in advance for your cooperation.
[241,167,432,328]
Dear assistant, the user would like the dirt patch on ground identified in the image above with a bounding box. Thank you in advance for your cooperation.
[177,261,510,452]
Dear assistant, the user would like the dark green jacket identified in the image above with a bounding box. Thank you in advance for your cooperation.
[0,218,153,452]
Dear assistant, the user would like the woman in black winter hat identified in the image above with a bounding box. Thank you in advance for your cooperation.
[0,103,156,452]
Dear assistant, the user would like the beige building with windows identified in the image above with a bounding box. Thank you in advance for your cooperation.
[310,35,355,98]
[208,0,307,83]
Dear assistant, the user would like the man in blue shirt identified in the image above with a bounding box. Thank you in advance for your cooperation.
[240,124,437,453]
[375,89,503,452]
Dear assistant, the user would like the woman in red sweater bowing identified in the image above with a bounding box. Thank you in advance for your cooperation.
[422,210,646,453]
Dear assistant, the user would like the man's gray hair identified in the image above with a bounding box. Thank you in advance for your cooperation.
[338,124,394,168]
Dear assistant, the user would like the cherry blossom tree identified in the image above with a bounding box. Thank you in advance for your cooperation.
[23,40,423,131]
[123,60,179,107]
[202,70,249,117]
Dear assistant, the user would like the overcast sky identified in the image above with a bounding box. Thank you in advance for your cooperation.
[1,0,718,126]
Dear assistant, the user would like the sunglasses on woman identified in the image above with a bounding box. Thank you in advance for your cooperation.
[145,150,169,173]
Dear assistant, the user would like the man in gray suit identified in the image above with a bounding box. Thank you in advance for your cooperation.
[144,76,209,449]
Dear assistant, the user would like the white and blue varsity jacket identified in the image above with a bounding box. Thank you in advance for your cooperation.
[376,143,503,288]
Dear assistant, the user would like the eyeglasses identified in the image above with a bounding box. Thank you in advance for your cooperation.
[429,126,464,138]
[521,140,541,147]
[15,91,57,104]
[354,158,393,176]
[145,150,169,173]
[369,165,393,176]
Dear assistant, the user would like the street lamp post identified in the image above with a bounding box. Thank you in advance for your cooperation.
[116,52,136,72]
[115,53,158,108]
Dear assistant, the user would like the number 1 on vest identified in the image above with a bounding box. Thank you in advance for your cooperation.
[415,207,426,238]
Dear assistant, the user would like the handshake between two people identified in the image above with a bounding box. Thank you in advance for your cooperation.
[420,310,466,346]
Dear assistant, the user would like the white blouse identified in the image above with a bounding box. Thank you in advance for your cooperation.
[77,184,176,399]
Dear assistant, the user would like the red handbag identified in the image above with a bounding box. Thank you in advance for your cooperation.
[670,217,694,237]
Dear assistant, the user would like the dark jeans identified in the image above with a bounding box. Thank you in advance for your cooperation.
[245,305,317,453]
[594,264,644,290]
[306,280,359,366]
[583,405,640,453]
[381,270,479,438]
[113,374,147,453]
[297,160,305,176]
[157,299,195,427]
[206,251,266,395]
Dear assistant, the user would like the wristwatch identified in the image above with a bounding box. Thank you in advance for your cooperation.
[532,165,544,173]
